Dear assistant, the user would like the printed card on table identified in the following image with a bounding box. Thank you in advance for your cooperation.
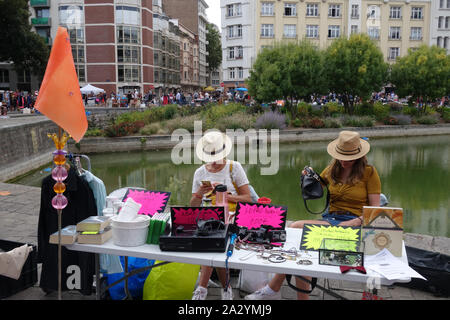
[170,207,225,226]
[234,202,287,230]
[122,188,171,217]
[300,224,362,251]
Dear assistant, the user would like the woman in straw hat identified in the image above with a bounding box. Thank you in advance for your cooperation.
[245,130,381,300]
[191,130,252,300]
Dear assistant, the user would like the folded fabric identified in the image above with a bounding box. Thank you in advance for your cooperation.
[339,265,367,274]
[0,244,33,280]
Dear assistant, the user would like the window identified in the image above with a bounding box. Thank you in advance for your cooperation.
[437,36,442,47]
[444,37,449,49]
[284,24,297,38]
[411,7,423,20]
[17,70,31,83]
[306,25,319,38]
[75,65,85,82]
[226,3,242,17]
[368,27,380,40]
[229,67,235,79]
[351,25,358,34]
[388,47,400,60]
[59,5,83,25]
[117,45,140,63]
[116,6,140,25]
[238,67,244,79]
[328,4,341,18]
[389,27,401,40]
[36,8,50,18]
[438,16,444,29]
[440,0,444,9]
[0,69,9,83]
[410,27,422,40]
[367,5,380,19]
[446,17,450,29]
[390,6,401,19]
[228,46,235,59]
[118,65,140,82]
[237,46,243,59]
[261,24,274,38]
[284,3,296,16]
[68,27,84,44]
[351,5,359,18]
[306,4,319,17]
[117,26,140,44]
[71,46,85,62]
[328,25,340,38]
[261,2,274,16]
[227,25,242,38]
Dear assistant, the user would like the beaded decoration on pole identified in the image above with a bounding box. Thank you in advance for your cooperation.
[48,132,70,210]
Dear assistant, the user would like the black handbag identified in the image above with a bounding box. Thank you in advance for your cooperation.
[300,166,330,214]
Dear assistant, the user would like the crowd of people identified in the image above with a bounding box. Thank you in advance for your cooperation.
[0,90,38,116]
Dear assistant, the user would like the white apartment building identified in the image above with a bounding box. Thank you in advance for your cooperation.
[431,0,450,53]
[221,0,256,91]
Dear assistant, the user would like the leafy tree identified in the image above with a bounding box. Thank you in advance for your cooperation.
[390,45,450,114]
[0,0,49,76]
[206,23,222,73]
[323,34,388,114]
[247,41,325,118]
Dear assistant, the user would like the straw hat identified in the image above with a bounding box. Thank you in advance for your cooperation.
[327,131,370,161]
[196,131,232,163]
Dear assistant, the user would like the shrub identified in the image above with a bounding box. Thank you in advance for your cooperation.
[416,115,439,125]
[391,114,412,125]
[442,109,450,123]
[164,115,202,133]
[323,117,341,128]
[104,121,145,137]
[340,116,374,127]
[373,102,390,121]
[297,102,311,116]
[215,112,257,131]
[387,102,403,113]
[84,128,103,137]
[308,117,325,128]
[354,102,375,116]
[402,106,419,117]
[383,116,399,125]
[323,102,343,116]
[255,111,287,130]
[139,123,162,135]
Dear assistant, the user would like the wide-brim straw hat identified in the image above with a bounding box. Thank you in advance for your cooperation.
[196,131,232,163]
[327,131,370,161]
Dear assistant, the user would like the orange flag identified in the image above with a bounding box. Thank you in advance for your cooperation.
[35,27,87,142]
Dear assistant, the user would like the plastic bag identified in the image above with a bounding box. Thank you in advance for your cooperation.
[143,261,200,300]
[238,269,274,294]
[106,256,154,300]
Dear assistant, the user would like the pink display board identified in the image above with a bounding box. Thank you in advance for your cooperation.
[234,202,287,230]
[171,207,225,226]
[122,188,171,216]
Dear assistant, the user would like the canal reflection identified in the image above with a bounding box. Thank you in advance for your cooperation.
[14,135,450,237]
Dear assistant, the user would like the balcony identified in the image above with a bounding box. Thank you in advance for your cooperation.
[30,0,50,7]
[31,17,51,26]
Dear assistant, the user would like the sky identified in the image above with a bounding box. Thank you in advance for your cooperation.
[205,0,221,29]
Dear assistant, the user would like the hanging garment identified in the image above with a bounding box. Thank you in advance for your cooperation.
[37,167,98,295]
[81,170,106,216]
[81,170,123,274]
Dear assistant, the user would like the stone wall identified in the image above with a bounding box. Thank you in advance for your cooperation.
[0,118,58,182]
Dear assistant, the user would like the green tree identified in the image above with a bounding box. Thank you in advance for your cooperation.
[323,34,388,114]
[390,45,450,114]
[247,41,325,118]
[206,23,222,73]
[0,0,49,76]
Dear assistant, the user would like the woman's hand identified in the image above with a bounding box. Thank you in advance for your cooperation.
[197,184,213,197]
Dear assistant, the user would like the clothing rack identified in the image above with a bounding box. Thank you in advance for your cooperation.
[66,153,92,173]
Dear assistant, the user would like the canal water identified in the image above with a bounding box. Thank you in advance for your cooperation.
[12,134,450,237]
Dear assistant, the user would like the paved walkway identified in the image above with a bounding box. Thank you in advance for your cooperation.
[1,182,448,301]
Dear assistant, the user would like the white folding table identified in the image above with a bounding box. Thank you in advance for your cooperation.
[66,227,411,300]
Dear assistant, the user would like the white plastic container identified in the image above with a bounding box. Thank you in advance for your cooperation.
[111,215,150,247]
